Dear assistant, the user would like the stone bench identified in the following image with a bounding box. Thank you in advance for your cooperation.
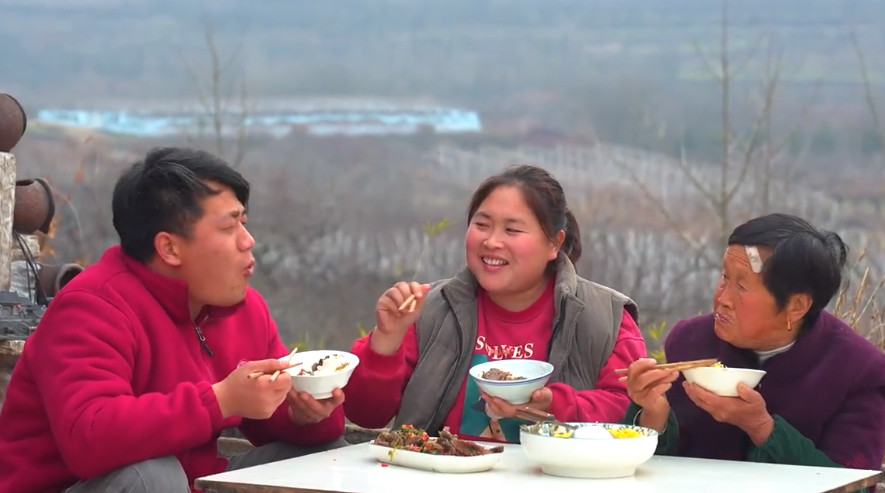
[218,423,382,458]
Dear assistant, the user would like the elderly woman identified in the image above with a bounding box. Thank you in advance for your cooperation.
[624,213,885,471]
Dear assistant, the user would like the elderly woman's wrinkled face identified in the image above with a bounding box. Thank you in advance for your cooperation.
[713,245,792,351]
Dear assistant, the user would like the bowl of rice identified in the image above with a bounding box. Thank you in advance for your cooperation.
[283,350,360,399]
[681,365,766,397]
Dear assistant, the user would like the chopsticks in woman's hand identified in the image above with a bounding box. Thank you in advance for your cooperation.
[613,358,718,375]
[397,294,418,312]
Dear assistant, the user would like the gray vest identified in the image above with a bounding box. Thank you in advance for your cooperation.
[394,256,638,434]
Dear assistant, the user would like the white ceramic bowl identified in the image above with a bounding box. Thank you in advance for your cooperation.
[682,366,766,397]
[520,422,658,479]
[283,350,360,399]
[468,359,554,405]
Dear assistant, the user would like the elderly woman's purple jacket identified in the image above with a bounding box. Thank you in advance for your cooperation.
[665,311,885,470]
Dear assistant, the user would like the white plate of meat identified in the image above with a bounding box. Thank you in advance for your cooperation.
[368,425,504,473]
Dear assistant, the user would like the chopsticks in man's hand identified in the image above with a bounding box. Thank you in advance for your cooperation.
[248,347,300,381]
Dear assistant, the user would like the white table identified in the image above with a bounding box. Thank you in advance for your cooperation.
[195,443,882,493]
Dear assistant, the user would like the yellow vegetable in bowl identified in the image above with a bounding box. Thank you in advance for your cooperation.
[551,425,575,438]
[608,428,642,439]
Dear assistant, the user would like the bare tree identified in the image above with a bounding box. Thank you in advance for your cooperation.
[851,30,884,156]
[615,0,817,269]
[181,16,251,168]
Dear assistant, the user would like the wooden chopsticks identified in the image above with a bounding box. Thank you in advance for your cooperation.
[514,407,577,432]
[613,358,718,375]
[248,347,300,381]
[515,407,556,422]
[397,294,418,312]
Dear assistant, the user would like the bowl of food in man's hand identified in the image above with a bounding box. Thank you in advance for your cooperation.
[468,359,554,405]
[681,362,766,397]
[519,421,658,479]
[283,350,360,399]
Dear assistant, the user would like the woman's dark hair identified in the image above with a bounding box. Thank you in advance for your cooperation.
[728,213,847,326]
[112,147,250,263]
[466,164,581,268]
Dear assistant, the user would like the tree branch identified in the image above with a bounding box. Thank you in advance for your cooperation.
[851,29,884,146]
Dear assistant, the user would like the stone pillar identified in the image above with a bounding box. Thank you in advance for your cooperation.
[0,340,24,410]
[0,152,15,291]
[0,152,20,410]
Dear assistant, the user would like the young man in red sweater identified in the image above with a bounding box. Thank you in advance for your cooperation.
[0,147,347,493]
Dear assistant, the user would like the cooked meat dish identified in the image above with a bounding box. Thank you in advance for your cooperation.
[374,425,504,456]
[481,368,526,381]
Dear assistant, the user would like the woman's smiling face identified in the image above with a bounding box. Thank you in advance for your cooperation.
[465,185,561,311]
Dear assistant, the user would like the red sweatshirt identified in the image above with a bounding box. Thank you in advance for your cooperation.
[345,281,645,441]
[0,246,343,493]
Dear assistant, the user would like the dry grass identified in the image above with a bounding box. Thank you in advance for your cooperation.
[833,249,885,350]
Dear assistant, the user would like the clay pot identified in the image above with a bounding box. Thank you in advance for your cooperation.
[37,263,84,298]
[0,93,27,152]
[13,178,55,234]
